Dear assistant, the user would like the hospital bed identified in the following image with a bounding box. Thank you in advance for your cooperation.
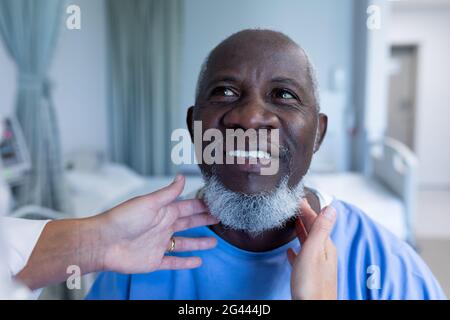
[307,137,418,245]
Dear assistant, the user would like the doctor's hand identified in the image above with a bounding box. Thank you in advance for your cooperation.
[287,199,337,300]
[98,175,219,274]
[16,175,219,290]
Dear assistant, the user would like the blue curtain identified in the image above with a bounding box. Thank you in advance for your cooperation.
[107,0,183,176]
[0,0,68,212]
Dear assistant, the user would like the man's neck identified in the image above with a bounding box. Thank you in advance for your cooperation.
[208,187,321,252]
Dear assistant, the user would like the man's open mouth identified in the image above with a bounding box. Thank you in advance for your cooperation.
[222,148,277,174]
[227,150,272,160]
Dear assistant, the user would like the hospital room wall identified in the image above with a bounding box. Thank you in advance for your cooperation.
[389,7,450,188]
[0,0,108,160]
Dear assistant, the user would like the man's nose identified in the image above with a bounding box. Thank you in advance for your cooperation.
[222,95,280,130]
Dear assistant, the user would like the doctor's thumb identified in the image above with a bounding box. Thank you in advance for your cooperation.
[307,206,336,245]
[148,175,185,208]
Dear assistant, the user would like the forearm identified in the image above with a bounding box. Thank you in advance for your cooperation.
[15,216,105,290]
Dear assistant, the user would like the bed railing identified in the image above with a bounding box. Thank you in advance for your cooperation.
[369,137,419,245]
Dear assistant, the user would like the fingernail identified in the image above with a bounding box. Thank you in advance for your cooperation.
[322,206,336,221]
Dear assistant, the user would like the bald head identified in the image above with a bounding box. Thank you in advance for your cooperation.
[195,29,320,111]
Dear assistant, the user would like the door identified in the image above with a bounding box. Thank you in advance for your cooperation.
[387,45,418,151]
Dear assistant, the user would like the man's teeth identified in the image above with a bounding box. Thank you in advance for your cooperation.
[228,150,271,159]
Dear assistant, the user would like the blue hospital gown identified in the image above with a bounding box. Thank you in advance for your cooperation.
[86,199,446,300]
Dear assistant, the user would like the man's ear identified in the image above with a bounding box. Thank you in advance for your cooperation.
[186,106,195,143]
[313,113,328,153]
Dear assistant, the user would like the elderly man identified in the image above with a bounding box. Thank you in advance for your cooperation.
[87,29,445,300]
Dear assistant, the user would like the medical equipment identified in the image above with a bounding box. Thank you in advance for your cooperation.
[0,116,31,184]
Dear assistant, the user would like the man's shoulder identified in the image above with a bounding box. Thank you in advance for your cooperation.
[331,198,420,278]
[331,199,446,299]
[331,198,411,254]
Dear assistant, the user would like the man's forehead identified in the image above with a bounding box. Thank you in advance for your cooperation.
[208,50,308,82]
[204,33,310,84]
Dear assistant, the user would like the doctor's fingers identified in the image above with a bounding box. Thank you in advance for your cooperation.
[170,236,217,252]
[286,238,336,267]
[172,213,219,232]
[147,175,186,208]
[306,206,336,247]
[166,198,208,218]
[287,248,297,266]
[295,215,308,245]
[299,199,318,232]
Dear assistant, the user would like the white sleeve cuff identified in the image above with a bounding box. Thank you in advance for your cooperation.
[1,217,50,276]
[1,217,50,299]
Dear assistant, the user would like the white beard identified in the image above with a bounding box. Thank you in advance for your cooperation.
[202,174,305,236]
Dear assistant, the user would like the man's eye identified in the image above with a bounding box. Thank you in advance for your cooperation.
[273,89,296,100]
[223,88,235,96]
[212,87,237,97]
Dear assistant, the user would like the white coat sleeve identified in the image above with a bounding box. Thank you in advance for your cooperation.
[0,217,50,299]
